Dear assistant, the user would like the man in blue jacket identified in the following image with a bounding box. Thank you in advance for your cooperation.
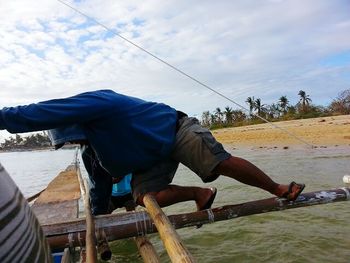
[80,143,136,214]
[0,89,305,210]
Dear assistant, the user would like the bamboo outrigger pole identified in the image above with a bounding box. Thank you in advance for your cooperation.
[143,194,196,263]
[134,235,161,263]
[43,187,350,250]
[76,157,98,263]
[95,229,112,261]
[128,204,161,263]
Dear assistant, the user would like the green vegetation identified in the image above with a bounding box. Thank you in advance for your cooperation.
[201,89,350,129]
[0,132,51,151]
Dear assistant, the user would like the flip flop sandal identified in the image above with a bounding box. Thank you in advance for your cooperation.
[282,181,305,201]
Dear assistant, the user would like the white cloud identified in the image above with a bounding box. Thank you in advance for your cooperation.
[0,0,349,122]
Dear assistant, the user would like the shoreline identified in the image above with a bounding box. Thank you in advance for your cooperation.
[212,115,350,150]
[1,115,349,153]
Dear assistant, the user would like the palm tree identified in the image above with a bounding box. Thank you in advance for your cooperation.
[224,106,233,125]
[329,89,350,114]
[279,95,289,115]
[266,103,280,119]
[215,107,223,124]
[298,90,312,113]
[254,98,266,116]
[201,111,211,127]
[232,110,246,122]
[246,96,255,116]
[210,114,216,126]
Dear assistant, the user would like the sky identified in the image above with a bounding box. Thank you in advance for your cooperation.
[0,0,349,141]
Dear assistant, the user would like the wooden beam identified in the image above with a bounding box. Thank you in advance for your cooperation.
[43,187,350,250]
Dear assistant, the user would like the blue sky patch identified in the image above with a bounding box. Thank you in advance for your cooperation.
[320,51,350,67]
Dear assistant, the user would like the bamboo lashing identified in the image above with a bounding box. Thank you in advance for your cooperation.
[129,204,160,263]
[123,203,161,262]
[143,194,196,263]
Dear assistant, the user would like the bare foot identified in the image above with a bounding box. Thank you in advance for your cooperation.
[276,182,305,201]
[196,187,217,211]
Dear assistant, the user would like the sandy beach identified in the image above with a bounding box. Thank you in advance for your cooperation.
[212,115,350,149]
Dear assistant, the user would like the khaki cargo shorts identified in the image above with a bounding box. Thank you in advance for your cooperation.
[132,117,231,200]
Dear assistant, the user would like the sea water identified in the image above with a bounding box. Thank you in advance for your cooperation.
[1,146,349,263]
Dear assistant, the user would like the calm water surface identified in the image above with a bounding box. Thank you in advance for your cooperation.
[1,146,349,263]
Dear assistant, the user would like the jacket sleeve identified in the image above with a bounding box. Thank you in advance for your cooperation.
[0,91,114,133]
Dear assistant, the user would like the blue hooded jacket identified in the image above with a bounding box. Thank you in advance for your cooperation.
[0,90,178,176]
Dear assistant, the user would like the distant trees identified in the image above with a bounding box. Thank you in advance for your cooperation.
[278,96,289,115]
[329,89,350,115]
[297,90,312,113]
[232,109,246,122]
[254,98,266,116]
[266,103,280,119]
[224,106,234,125]
[201,107,246,128]
[246,96,255,116]
[214,107,223,124]
[0,132,51,151]
[201,111,211,127]
[200,89,349,129]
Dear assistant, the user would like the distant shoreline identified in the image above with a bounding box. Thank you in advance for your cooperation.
[0,145,76,153]
[0,147,52,153]
[1,115,349,153]
[213,115,350,149]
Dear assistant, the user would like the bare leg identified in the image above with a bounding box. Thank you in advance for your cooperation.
[136,184,214,210]
[136,156,304,209]
[213,156,301,198]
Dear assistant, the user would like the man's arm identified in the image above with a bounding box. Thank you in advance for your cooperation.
[0,90,113,133]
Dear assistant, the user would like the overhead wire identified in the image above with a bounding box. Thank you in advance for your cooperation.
[57,0,315,148]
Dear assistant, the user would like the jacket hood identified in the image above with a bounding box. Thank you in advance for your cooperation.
[48,124,87,149]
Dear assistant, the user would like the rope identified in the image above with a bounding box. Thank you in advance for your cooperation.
[57,0,315,148]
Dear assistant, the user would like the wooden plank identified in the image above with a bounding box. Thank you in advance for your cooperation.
[32,164,81,225]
